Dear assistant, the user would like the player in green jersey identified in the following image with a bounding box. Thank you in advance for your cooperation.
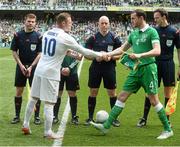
[90,9,173,140]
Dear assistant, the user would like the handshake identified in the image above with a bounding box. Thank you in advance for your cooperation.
[96,51,112,62]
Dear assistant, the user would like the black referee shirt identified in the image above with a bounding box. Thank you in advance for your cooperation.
[155,25,180,61]
[85,31,122,66]
[10,30,42,64]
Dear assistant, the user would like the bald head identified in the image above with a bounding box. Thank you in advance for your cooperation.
[99,16,109,23]
[98,16,110,36]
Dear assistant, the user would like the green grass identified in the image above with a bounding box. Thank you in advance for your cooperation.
[0,48,180,146]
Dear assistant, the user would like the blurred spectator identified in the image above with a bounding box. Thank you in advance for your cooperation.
[0,15,179,47]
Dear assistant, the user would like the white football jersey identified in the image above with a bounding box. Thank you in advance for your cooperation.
[35,28,101,81]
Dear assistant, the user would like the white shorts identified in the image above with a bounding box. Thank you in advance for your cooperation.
[31,75,59,103]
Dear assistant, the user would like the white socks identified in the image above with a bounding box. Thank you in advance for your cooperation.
[115,100,125,108]
[23,98,38,128]
[154,102,163,112]
[44,103,54,135]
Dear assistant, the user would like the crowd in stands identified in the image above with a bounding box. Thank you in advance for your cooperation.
[0,0,179,8]
[0,18,131,47]
[0,18,180,47]
[0,19,47,47]
[56,0,180,7]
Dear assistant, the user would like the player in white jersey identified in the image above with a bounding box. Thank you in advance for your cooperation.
[21,12,103,139]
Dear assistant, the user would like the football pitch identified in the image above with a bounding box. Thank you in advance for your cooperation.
[0,48,180,146]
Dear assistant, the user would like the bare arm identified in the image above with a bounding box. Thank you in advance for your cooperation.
[12,51,23,67]
[12,51,26,75]
[64,42,102,59]
[26,52,41,77]
[108,41,131,57]
[66,50,83,61]
[129,42,161,59]
[31,52,41,67]
[102,41,131,61]
[111,55,121,60]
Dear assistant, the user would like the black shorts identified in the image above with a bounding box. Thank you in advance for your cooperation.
[59,74,80,91]
[88,64,116,89]
[14,64,35,87]
[156,60,175,87]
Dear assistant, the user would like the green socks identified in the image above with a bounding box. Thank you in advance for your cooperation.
[157,108,171,132]
[103,105,123,129]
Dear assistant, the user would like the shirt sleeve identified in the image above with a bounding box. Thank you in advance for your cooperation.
[85,36,94,49]
[114,35,122,48]
[151,28,160,45]
[37,34,42,53]
[10,33,18,51]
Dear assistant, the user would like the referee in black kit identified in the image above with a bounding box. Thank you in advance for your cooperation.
[84,15,122,126]
[10,13,42,125]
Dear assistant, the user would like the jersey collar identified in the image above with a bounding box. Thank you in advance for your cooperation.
[140,24,149,32]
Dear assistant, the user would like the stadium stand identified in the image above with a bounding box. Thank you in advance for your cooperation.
[0,18,130,47]
[1,17,180,48]
[0,0,179,9]
[0,0,180,47]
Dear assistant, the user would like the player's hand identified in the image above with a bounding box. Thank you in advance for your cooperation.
[102,52,111,62]
[61,67,70,76]
[26,66,32,77]
[129,53,142,59]
[96,51,105,62]
[96,56,102,62]
[20,65,27,76]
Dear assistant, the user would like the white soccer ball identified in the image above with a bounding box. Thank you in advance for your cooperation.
[96,110,109,123]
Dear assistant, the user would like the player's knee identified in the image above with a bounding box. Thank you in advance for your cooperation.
[68,91,76,97]
[90,88,98,97]
[16,87,24,96]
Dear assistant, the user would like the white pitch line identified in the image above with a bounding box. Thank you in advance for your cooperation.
[52,57,84,147]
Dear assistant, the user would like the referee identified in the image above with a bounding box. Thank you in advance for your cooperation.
[84,16,122,126]
[10,13,42,125]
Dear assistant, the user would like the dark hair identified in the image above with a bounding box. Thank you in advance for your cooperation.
[154,8,168,19]
[132,9,147,20]
[56,12,71,24]
[24,13,37,21]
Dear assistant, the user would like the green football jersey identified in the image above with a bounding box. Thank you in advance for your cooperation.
[61,55,78,75]
[128,26,160,66]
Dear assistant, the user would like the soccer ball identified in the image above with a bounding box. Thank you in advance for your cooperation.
[96,110,109,123]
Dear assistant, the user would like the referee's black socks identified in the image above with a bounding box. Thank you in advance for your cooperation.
[88,96,96,119]
[143,96,151,120]
[110,96,117,109]
[14,96,22,118]
[70,96,77,118]
[34,99,41,118]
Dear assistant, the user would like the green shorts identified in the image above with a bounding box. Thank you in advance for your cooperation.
[123,63,158,95]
